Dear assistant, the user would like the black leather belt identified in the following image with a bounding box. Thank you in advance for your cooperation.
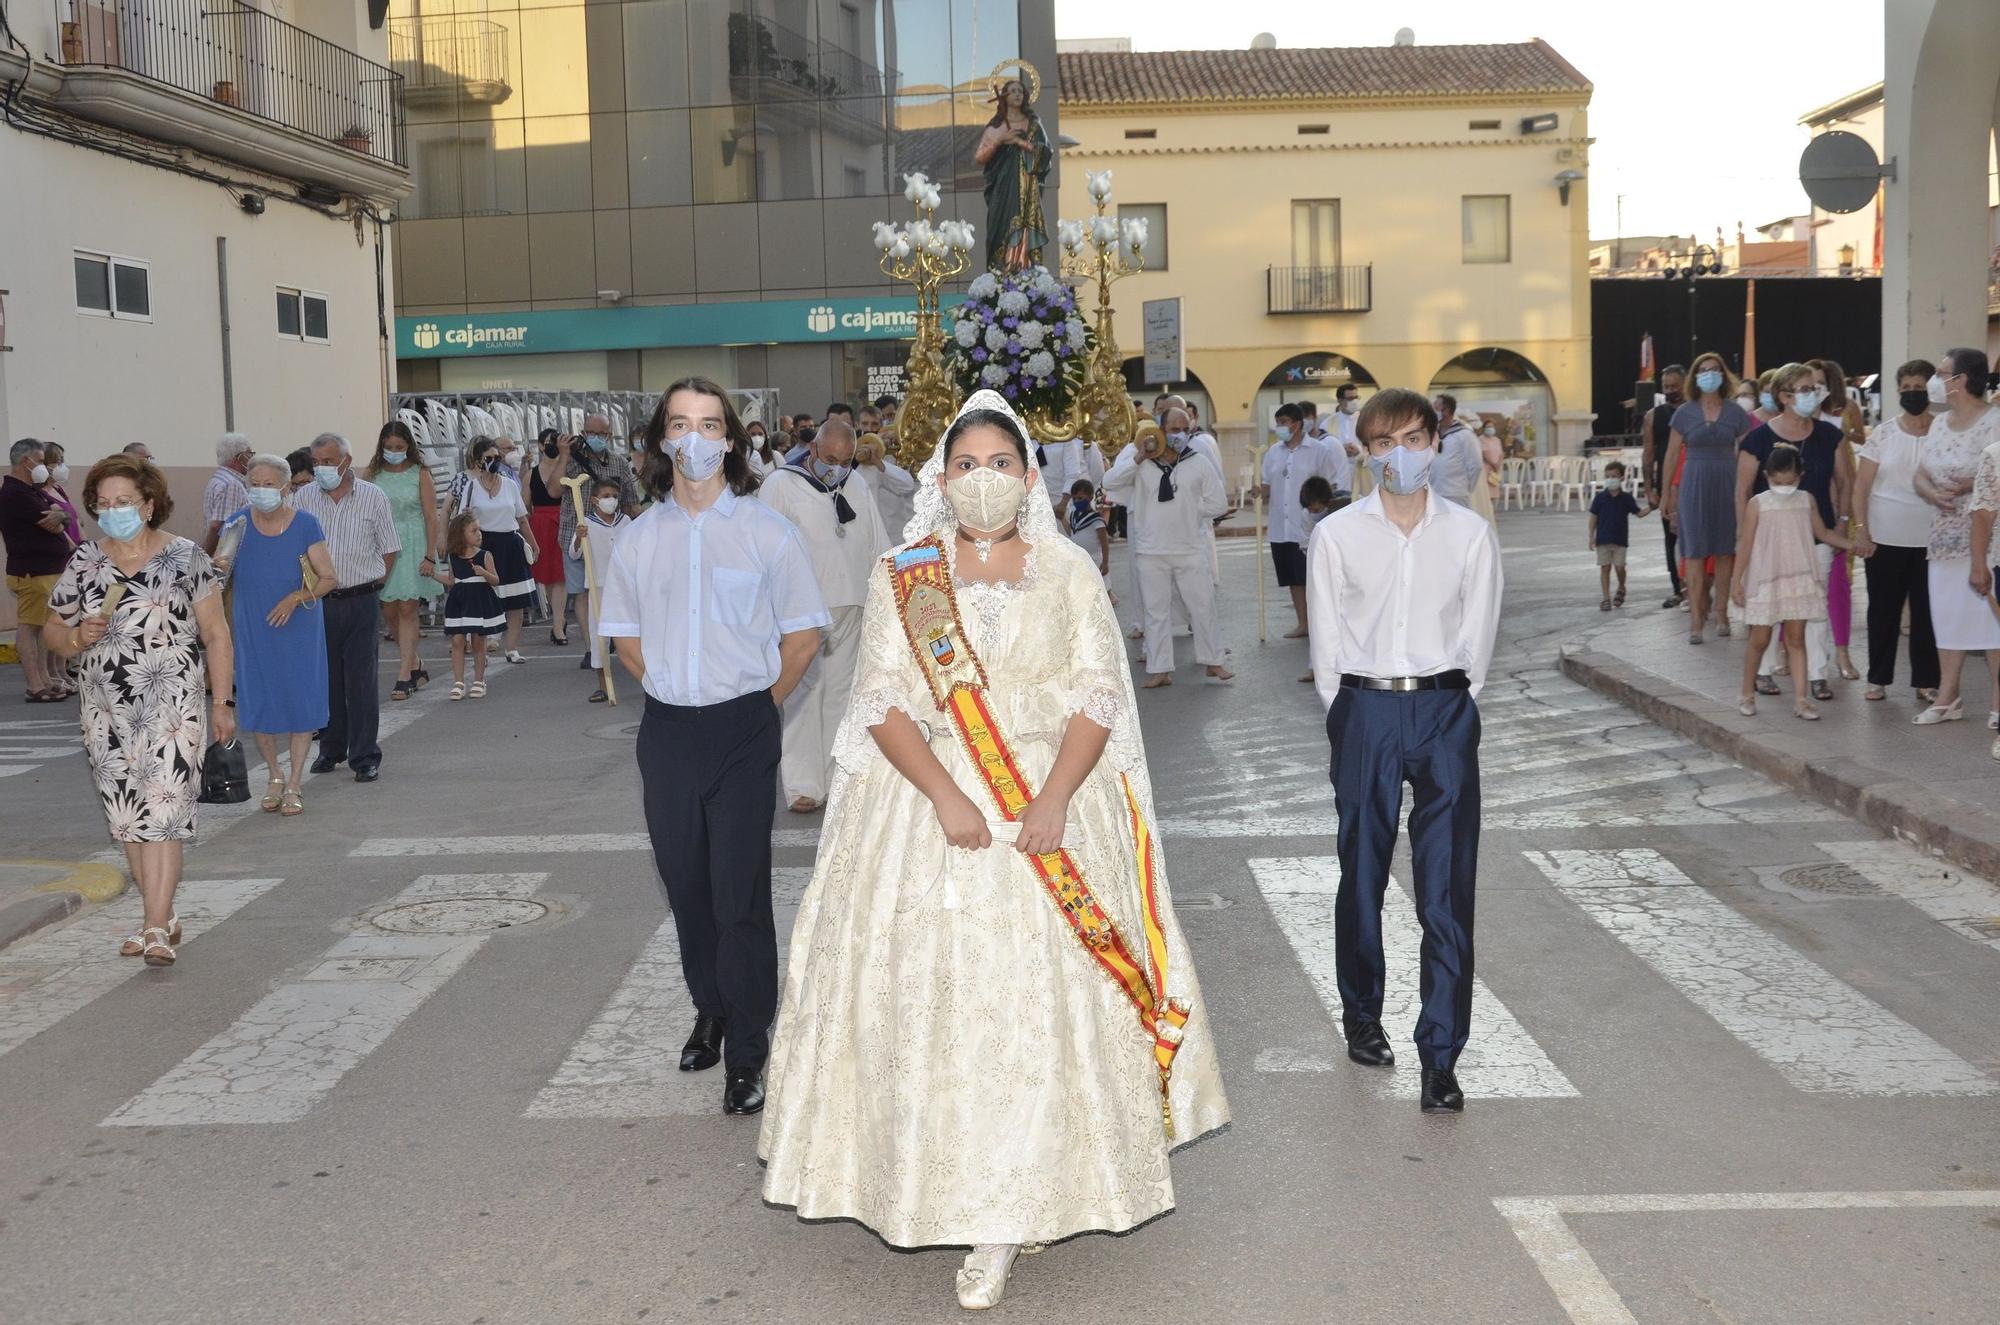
[324,580,383,601]
[1340,670,1470,692]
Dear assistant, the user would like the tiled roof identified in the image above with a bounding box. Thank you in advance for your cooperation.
[1057,40,1591,107]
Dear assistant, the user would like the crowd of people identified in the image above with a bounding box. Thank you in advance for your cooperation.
[1634,347,2000,753]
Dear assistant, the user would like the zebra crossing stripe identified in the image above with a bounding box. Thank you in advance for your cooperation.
[0,879,286,1062]
[103,873,549,1127]
[1248,857,1578,1099]
[349,830,825,856]
[1525,849,1995,1096]
[525,868,810,1120]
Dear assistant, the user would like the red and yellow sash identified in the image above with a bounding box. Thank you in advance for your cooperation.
[889,536,1191,1135]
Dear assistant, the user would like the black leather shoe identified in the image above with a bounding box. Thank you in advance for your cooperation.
[309,755,341,774]
[352,764,380,783]
[722,1070,765,1115]
[1343,1019,1395,1067]
[679,1015,725,1072]
[1420,1068,1464,1112]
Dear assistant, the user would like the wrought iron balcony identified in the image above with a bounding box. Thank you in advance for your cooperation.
[54,0,406,169]
[1267,265,1372,314]
[727,10,888,99]
[387,15,511,108]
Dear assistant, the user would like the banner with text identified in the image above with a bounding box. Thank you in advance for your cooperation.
[397,295,965,359]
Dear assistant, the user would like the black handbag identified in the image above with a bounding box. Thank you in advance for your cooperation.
[196,738,251,804]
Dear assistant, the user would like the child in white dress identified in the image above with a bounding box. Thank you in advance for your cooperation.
[1733,443,1855,720]
[568,478,631,703]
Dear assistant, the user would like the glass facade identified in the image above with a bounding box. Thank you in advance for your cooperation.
[392,0,1034,296]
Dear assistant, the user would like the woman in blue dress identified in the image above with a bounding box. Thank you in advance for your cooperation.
[225,454,336,816]
[1662,351,1756,644]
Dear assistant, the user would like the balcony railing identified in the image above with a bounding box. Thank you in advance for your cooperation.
[387,16,511,107]
[56,0,405,167]
[1267,265,1372,314]
[727,10,888,98]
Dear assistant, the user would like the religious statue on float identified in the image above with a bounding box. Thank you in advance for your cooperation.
[975,59,1050,273]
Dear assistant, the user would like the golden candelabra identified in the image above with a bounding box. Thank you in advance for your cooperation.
[875,173,972,467]
[1035,171,1143,457]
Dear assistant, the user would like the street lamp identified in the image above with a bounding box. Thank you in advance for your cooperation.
[1838,242,1856,274]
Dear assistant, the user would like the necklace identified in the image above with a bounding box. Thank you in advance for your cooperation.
[956,525,1019,564]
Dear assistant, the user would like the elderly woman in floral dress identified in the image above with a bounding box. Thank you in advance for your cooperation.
[43,454,235,967]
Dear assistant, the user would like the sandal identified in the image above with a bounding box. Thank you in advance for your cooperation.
[411,668,431,689]
[1864,685,1886,701]
[1738,697,1756,717]
[1599,599,1613,612]
[449,681,467,701]
[505,650,527,665]
[1836,654,1861,681]
[279,788,304,817]
[1206,666,1235,682]
[121,912,181,957]
[550,629,570,647]
[24,688,64,703]
[1754,674,1781,696]
[1913,698,1964,725]
[141,926,176,967]
[1811,680,1834,703]
[390,678,413,701]
[1794,701,1821,722]
[261,778,286,812]
[1613,589,1626,607]
[1142,674,1173,688]
[587,688,608,703]
[788,796,823,813]
[468,680,487,699]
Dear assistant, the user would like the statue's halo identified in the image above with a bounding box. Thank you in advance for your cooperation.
[988,57,1042,106]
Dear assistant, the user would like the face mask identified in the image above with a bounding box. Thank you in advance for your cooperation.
[247,486,284,513]
[1927,373,1950,405]
[314,465,344,490]
[542,439,560,460]
[811,457,851,487]
[585,433,610,453]
[98,505,145,541]
[669,434,728,482]
[944,466,1028,531]
[1367,445,1435,496]
[1273,424,1293,441]
[51,464,69,485]
[1340,399,1359,415]
[1166,431,1188,449]
[1734,395,1758,412]
[1900,388,1931,417]
[28,463,49,485]
[1789,391,1820,419]
[1759,391,1776,413]
[1694,370,1724,394]
[1604,478,1623,493]
[380,448,407,466]
[1767,482,1799,497]
[481,456,501,474]
[748,432,766,447]
[596,495,620,515]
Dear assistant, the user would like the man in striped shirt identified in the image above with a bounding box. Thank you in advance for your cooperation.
[294,432,400,783]
[202,433,254,554]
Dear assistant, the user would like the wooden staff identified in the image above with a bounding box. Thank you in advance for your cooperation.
[1252,441,1269,644]
[559,473,616,706]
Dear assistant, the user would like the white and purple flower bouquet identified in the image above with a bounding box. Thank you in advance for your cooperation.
[944,265,1092,416]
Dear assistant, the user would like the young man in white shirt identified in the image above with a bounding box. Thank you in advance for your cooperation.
[1261,403,1345,638]
[1307,387,1503,1114]
[600,378,831,1117]
[1103,420,1230,687]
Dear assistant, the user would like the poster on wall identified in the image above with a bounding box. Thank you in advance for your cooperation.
[1142,297,1184,386]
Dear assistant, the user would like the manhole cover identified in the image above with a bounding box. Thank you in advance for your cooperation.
[369,898,550,934]
[1777,863,1881,897]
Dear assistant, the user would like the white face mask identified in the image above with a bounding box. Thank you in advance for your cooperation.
[667,434,728,482]
[28,463,49,485]
[51,463,69,484]
[1340,399,1359,415]
[595,495,620,515]
[1927,373,1950,405]
[248,485,284,513]
[1604,478,1623,493]
[1767,482,1799,497]
[944,466,1028,532]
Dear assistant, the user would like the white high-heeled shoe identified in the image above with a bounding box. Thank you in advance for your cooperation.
[956,1244,1022,1311]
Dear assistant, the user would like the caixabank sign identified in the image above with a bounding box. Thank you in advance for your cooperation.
[397,295,965,359]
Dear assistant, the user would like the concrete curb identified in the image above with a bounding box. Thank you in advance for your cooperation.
[0,890,83,950]
[1558,643,2000,884]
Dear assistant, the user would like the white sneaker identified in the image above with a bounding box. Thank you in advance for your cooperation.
[956,1244,1021,1311]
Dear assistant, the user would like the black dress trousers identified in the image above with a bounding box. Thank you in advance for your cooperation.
[636,690,782,1073]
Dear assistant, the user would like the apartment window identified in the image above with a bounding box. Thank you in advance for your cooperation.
[1469,119,1501,130]
[1124,128,1156,139]
[1461,194,1511,263]
[277,288,330,344]
[1291,199,1341,268]
[1296,124,1329,135]
[75,252,150,320]
[1118,202,1168,269]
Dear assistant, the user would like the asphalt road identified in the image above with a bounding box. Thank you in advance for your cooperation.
[2,508,1997,1325]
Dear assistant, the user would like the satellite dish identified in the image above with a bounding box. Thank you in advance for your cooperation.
[1799,130,1888,215]
[1394,27,1415,46]
[1249,32,1276,50]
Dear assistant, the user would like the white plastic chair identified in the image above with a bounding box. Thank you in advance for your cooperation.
[424,400,461,460]
[1498,457,1529,510]
[1556,456,1592,512]
[463,403,502,444]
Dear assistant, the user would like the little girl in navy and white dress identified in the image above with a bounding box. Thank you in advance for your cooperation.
[433,512,504,700]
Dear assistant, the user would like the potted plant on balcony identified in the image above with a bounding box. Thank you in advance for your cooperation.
[336,123,373,153]
[61,21,82,64]
[213,80,241,107]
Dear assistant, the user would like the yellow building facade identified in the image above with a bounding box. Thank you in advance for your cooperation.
[1057,42,1594,464]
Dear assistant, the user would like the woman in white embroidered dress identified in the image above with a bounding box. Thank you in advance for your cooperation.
[759,393,1229,1310]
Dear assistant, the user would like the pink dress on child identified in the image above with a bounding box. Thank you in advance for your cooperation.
[1741,488,1827,627]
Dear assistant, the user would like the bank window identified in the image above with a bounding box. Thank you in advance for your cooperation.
[1118,202,1167,270]
[75,252,151,320]
[278,288,330,344]
[1462,194,1511,263]
[1291,199,1341,268]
